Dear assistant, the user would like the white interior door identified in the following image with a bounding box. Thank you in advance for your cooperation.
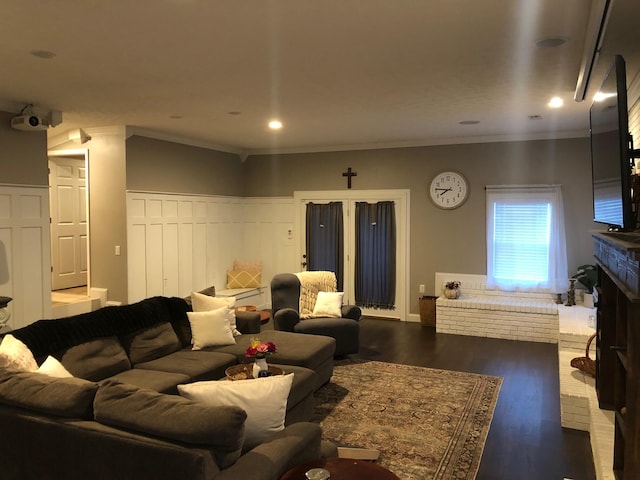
[295,189,409,320]
[49,157,88,290]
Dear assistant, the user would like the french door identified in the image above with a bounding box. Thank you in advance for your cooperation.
[295,189,409,320]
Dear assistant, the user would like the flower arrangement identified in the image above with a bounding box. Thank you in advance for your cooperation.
[245,338,277,359]
[445,281,461,290]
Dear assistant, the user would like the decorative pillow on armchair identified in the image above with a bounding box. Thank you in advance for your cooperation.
[312,291,344,318]
[226,270,261,289]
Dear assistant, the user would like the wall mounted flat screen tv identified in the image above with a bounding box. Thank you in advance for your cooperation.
[590,55,635,231]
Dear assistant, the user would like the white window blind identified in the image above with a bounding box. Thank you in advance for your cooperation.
[486,185,568,292]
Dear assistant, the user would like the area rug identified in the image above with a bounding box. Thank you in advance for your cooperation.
[312,359,502,480]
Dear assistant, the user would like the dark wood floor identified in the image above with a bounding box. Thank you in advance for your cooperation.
[352,318,596,480]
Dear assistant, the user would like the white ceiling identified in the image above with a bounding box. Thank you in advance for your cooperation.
[1,0,639,156]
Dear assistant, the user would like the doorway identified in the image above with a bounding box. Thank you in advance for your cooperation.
[295,189,409,320]
[48,152,89,294]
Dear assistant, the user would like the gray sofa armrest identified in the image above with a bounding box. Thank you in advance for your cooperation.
[215,422,323,480]
[273,308,300,332]
[341,305,362,321]
[235,311,261,334]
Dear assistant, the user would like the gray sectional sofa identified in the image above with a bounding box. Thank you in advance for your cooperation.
[0,295,338,480]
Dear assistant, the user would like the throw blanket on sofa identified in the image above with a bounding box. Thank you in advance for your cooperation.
[295,271,337,318]
[11,296,191,359]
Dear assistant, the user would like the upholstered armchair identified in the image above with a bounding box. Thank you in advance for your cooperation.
[270,273,361,357]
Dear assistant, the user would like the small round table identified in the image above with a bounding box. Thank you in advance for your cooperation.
[279,458,400,480]
[235,306,271,324]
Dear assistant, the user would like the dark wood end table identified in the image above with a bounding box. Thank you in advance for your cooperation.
[279,458,400,480]
[235,306,271,324]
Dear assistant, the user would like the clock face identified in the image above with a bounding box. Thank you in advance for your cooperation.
[429,171,469,209]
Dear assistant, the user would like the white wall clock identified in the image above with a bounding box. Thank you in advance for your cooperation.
[429,171,469,209]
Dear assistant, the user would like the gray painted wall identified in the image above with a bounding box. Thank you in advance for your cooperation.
[0,111,48,185]
[87,132,128,303]
[244,138,598,312]
[126,135,245,195]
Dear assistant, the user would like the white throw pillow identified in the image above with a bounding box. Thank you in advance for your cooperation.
[190,291,241,336]
[187,307,236,350]
[178,373,294,450]
[37,356,73,378]
[312,291,344,318]
[0,334,38,371]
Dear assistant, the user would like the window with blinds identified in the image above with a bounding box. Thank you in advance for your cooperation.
[486,185,568,292]
[492,202,551,283]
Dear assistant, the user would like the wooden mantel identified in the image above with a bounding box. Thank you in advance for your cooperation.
[592,232,640,301]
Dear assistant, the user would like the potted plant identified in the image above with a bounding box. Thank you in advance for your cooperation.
[444,281,461,299]
[572,265,597,308]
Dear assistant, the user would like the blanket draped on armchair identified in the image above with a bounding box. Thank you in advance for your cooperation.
[294,271,337,319]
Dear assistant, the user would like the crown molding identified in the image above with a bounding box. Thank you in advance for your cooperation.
[47,125,126,150]
[244,129,589,157]
[126,126,245,158]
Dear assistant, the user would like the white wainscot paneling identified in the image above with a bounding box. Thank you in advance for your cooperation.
[177,222,193,295]
[127,193,296,305]
[146,223,164,296]
[0,185,51,329]
[128,224,147,302]
[163,222,180,295]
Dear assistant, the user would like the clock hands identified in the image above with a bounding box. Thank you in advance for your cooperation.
[430,172,467,209]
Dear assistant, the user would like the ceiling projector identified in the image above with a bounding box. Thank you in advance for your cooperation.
[11,114,49,131]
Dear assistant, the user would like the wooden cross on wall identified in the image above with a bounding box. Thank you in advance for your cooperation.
[342,167,357,189]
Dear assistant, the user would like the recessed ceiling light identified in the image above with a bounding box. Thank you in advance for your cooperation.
[268,120,283,130]
[535,37,568,48]
[459,120,480,125]
[30,50,56,59]
[548,97,564,108]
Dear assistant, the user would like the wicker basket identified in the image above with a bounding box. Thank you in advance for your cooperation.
[570,332,597,378]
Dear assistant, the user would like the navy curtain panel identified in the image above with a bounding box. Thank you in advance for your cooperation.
[355,201,396,309]
[305,202,344,290]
